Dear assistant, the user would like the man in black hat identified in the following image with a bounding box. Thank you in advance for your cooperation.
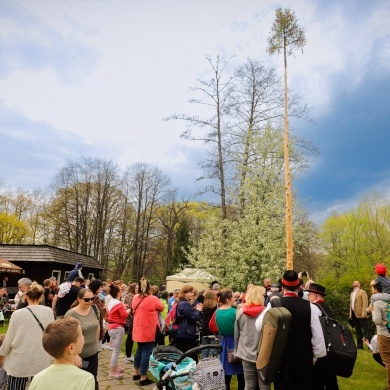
[307,283,339,390]
[275,270,326,390]
[306,282,335,318]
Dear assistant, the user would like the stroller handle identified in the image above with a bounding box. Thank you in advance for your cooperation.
[176,344,223,365]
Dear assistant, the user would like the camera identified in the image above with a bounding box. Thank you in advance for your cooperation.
[301,271,307,277]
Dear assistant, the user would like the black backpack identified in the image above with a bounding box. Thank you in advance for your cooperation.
[314,303,357,378]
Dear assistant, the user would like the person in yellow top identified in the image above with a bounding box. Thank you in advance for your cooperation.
[30,317,94,390]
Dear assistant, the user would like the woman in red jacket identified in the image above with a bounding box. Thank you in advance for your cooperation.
[132,278,164,386]
[107,284,131,379]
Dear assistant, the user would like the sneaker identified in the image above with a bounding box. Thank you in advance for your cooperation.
[108,373,123,380]
[132,374,141,381]
[125,356,134,363]
[116,367,125,373]
[139,378,154,386]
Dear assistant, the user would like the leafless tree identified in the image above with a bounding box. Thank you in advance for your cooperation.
[123,163,172,280]
[165,55,235,220]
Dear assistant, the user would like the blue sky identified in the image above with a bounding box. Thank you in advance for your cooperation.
[0,0,389,224]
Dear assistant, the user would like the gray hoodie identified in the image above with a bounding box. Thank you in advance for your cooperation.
[372,300,390,337]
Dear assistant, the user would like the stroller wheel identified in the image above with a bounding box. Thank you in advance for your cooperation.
[156,379,174,390]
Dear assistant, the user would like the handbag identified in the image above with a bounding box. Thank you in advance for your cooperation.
[157,311,165,334]
[209,309,218,334]
[315,303,357,378]
[227,349,241,364]
[190,356,225,390]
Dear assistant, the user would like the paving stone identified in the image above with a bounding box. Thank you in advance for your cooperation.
[98,349,153,389]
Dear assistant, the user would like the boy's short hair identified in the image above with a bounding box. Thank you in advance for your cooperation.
[42,317,80,358]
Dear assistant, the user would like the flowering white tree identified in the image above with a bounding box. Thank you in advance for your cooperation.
[188,126,292,288]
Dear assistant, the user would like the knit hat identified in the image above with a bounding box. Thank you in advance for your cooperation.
[375,264,387,276]
[281,270,300,287]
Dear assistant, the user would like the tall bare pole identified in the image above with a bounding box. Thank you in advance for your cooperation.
[267,8,306,270]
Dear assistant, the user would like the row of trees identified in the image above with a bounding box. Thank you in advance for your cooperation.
[314,193,390,320]
[0,161,224,284]
[0,123,319,288]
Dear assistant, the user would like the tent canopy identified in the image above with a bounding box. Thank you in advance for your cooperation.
[0,257,25,274]
[166,268,216,292]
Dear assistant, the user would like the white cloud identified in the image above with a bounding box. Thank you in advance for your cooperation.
[0,0,389,218]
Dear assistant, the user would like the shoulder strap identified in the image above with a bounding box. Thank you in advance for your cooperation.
[91,304,99,319]
[26,307,45,331]
[313,302,331,318]
[131,297,145,316]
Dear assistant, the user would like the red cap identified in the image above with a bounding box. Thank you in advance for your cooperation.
[376,264,387,275]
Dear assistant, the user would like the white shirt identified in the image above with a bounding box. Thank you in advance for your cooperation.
[255,299,326,359]
[13,290,24,305]
[368,335,379,353]
[351,288,359,310]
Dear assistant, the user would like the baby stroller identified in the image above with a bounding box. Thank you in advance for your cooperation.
[150,344,225,390]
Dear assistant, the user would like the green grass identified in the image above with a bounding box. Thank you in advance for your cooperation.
[338,349,386,390]
[0,322,8,335]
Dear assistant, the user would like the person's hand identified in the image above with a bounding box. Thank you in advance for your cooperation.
[298,272,302,279]
[196,303,203,312]
[74,355,82,368]
[362,337,370,346]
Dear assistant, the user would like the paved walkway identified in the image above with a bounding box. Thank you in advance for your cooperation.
[97,349,156,390]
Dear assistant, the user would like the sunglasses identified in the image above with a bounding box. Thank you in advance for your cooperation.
[81,297,94,302]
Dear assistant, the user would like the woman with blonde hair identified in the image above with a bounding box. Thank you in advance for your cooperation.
[0,282,55,390]
[173,284,203,362]
[201,290,218,358]
[215,288,244,390]
[65,288,100,388]
[234,285,267,390]
[132,278,164,386]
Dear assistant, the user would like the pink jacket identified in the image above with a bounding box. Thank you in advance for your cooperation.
[108,300,129,330]
[132,294,164,342]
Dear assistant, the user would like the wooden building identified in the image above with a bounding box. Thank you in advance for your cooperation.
[0,244,105,295]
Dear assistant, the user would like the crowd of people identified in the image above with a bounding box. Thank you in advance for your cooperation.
[0,261,388,389]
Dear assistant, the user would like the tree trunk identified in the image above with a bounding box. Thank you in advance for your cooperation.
[283,37,294,270]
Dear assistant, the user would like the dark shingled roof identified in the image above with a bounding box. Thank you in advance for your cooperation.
[0,244,104,270]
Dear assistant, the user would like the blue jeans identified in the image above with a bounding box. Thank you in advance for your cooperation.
[134,341,155,375]
[108,327,125,367]
[201,335,218,359]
